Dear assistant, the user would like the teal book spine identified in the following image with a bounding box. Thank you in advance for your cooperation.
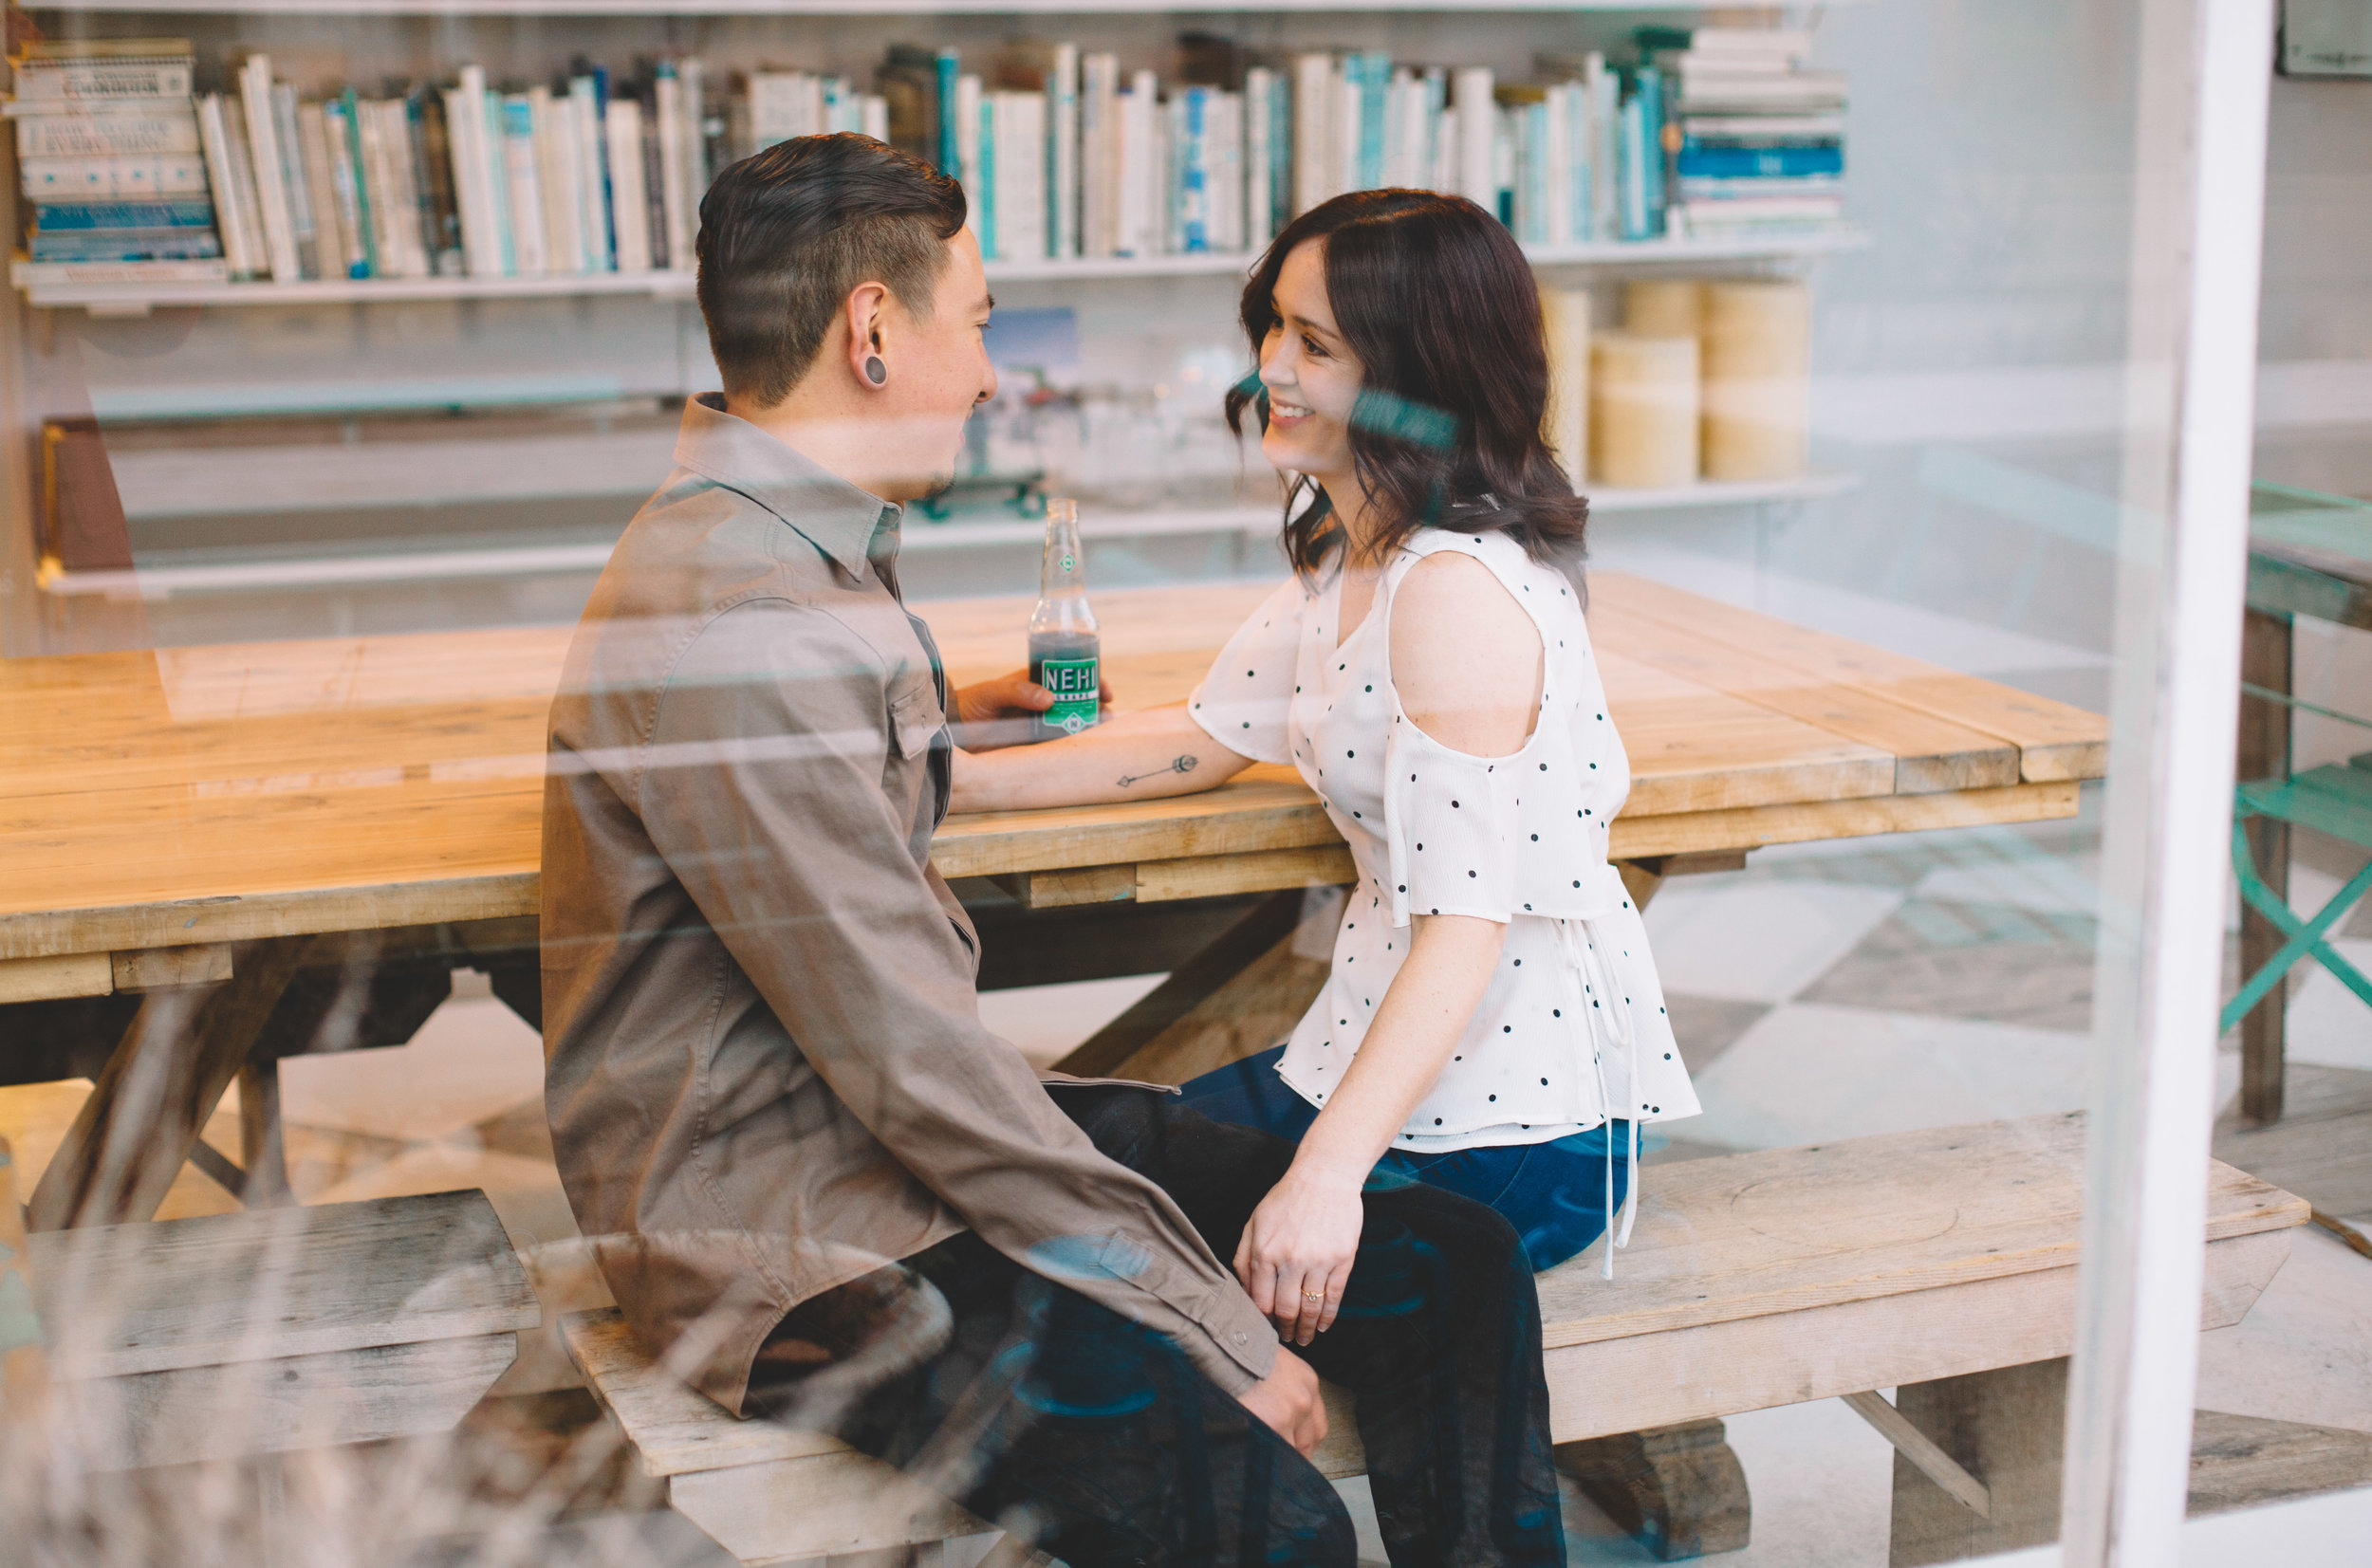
[1356,50,1389,191]
[936,49,959,174]
[337,90,378,278]
[1637,65,1666,233]
[1619,92,1650,242]
[484,95,516,274]
[976,92,995,260]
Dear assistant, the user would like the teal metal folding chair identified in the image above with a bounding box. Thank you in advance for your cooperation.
[2222,748,2372,1034]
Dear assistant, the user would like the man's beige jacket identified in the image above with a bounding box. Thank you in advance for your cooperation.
[541,395,1277,1413]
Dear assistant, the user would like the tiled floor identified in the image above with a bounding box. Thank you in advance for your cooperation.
[6,785,2367,1565]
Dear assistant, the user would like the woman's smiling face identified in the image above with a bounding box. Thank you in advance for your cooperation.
[1257,239,1361,489]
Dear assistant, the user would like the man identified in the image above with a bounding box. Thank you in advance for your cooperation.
[542,134,1562,1566]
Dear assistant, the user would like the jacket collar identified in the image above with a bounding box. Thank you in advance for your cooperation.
[673,393,899,581]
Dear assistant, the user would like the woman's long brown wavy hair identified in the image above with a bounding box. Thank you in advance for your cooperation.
[1224,189,1588,576]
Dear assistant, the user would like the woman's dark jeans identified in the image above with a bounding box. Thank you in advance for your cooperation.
[1178,1043,1632,1271]
[745,1087,1566,1568]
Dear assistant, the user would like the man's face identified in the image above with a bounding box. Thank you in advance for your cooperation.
[875,230,998,502]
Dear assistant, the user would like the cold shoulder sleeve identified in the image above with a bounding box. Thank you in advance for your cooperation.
[1186,576,1305,766]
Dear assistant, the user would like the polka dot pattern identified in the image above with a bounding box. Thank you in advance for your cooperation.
[1184,525,1699,1152]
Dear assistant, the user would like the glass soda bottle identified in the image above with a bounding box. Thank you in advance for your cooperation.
[1027,498,1101,743]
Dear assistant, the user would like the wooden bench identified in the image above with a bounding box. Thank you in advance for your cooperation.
[560,1115,2308,1567]
[6,1168,542,1470]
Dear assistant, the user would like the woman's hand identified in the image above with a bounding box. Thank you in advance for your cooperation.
[1232,1163,1365,1346]
[951,668,1117,751]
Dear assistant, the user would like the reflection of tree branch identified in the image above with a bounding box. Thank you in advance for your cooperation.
[1117,755,1198,788]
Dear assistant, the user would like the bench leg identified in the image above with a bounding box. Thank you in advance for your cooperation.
[1888,1357,2066,1567]
[1556,1419,1751,1560]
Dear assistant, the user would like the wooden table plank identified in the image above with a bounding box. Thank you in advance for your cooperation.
[1598,572,2107,784]
[1587,600,2021,795]
[0,576,2101,962]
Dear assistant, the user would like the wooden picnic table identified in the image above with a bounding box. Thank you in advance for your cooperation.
[0,571,2105,1230]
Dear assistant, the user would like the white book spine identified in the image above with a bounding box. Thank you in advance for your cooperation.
[954,73,983,246]
[1586,56,1619,243]
[380,101,433,277]
[451,69,503,277]
[1329,59,1358,201]
[296,103,346,279]
[605,99,651,272]
[356,102,406,276]
[194,95,257,279]
[20,157,210,198]
[1454,66,1497,212]
[861,96,889,142]
[1211,90,1243,253]
[500,95,549,275]
[270,84,319,278]
[531,87,585,275]
[1243,67,1274,249]
[653,72,688,272]
[1116,71,1156,257]
[678,58,708,252]
[238,57,301,281]
[17,110,200,158]
[1291,53,1330,215]
[999,91,1047,262]
[1079,53,1118,259]
[567,82,612,272]
[1543,91,1570,245]
[1426,69,1455,195]
[1048,43,1078,260]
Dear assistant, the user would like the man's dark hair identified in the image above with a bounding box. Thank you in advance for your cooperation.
[695,134,968,408]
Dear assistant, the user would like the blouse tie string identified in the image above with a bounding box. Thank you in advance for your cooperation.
[1558,915,1643,1281]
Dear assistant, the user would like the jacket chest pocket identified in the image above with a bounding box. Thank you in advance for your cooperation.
[889,684,946,762]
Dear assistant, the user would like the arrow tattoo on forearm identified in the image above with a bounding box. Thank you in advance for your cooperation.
[1118,755,1199,788]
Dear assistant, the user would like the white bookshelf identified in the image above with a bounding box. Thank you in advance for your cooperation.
[19,229,1868,313]
[39,474,1858,600]
[34,0,1825,14]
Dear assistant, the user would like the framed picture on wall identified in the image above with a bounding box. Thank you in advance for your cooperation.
[2282,0,2372,75]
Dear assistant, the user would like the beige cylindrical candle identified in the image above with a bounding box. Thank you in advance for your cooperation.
[1589,332,1699,489]
[1537,285,1591,487]
[1700,279,1811,481]
[1623,278,1704,339]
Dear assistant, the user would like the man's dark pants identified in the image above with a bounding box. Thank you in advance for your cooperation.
[745,1087,1566,1568]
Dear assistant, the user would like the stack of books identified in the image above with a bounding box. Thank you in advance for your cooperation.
[192,54,715,283]
[10,33,1855,294]
[9,38,224,285]
[1644,25,1847,239]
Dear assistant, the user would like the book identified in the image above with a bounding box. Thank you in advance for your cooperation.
[327,94,376,277]
[639,102,668,267]
[447,69,500,276]
[1244,65,1275,249]
[1453,66,1496,211]
[606,97,651,271]
[653,65,691,273]
[1683,113,1846,141]
[1291,54,1331,214]
[954,72,984,247]
[501,93,549,274]
[569,75,614,272]
[1677,142,1842,178]
[14,46,195,105]
[531,85,587,275]
[878,45,941,168]
[296,101,354,279]
[990,90,1046,262]
[414,91,463,276]
[1044,45,1079,258]
[16,111,199,157]
[21,156,209,199]
[1079,52,1119,258]
[28,229,222,262]
[1176,85,1210,253]
[936,48,961,175]
[195,94,266,279]
[1115,69,1157,257]
[237,56,301,281]
[271,83,321,278]
[13,257,229,286]
[33,197,213,230]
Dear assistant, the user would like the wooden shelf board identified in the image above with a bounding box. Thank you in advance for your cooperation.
[33,0,1844,15]
[23,229,1866,312]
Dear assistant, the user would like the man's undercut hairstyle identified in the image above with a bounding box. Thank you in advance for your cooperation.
[696,134,967,409]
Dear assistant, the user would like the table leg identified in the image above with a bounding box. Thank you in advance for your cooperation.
[1557,1420,1751,1560]
[1887,1357,2066,1567]
[1050,888,1331,1083]
[27,937,306,1230]
[2237,607,2293,1125]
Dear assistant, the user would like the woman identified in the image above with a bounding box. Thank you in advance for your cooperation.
[952,190,1698,1347]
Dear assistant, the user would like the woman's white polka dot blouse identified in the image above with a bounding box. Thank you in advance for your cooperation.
[1187,527,1701,1155]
